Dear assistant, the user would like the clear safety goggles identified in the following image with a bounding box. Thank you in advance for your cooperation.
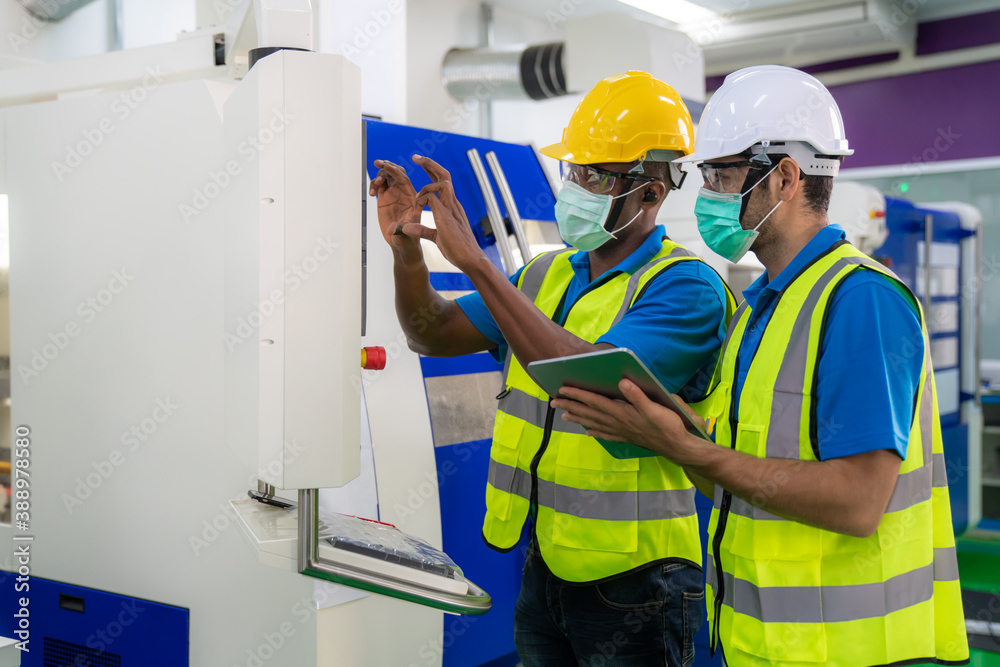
[560,162,657,195]
[697,160,757,193]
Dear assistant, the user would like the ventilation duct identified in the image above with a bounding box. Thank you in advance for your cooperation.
[440,14,706,112]
[443,42,568,101]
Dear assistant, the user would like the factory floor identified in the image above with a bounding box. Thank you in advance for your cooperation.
[499,536,1000,667]
[955,535,1000,666]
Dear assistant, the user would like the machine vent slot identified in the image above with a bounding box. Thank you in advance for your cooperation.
[43,637,122,667]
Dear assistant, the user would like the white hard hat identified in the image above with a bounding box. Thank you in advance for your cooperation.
[677,65,853,176]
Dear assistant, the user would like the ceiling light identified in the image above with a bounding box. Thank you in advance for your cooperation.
[617,0,716,25]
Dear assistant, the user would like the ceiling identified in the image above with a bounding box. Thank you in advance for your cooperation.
[491,0,1000,24]
[488,0,1000,77]
[687,0,1000,20]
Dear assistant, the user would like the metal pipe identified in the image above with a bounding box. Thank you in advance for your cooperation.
[532,144,562,200]
[297,488,318,573]
[479,3,494,138]
[467,148,517,273]
[485,151,532,264]
[108,0,123,51]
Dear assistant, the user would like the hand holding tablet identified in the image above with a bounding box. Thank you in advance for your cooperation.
[526,348,710,459]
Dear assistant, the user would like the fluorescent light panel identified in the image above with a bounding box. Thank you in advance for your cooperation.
[617,0,717,24]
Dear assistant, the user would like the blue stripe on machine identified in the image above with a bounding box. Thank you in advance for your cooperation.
[420,353,501,377]
[430,272,477,291]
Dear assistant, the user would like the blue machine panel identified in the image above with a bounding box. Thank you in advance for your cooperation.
[365,119,557,272]
[0,572,189,666]
[367,122,557,666]
[875,198,977,533]
[877,198,968,427]
[435,440,526,667]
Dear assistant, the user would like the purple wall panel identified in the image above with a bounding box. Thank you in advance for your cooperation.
[827,59,1000,168]
[917,9,1000,56]
[707,52,900,91]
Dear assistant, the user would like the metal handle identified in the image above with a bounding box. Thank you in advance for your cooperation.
[467,148,517,274]
[297,489,491,615]
[485,151,532,264]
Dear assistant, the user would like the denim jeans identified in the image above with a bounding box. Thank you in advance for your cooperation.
[514,545,705,667]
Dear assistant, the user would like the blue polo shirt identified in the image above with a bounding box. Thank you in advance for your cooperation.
[733,224,922,461]
[455,226,730,401]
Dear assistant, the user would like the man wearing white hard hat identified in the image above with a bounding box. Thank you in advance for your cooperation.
[554,65,969,666]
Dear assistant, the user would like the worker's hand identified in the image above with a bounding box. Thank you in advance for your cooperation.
[408,155,489,272]
[369,159,422,253]
[551,381,705,465]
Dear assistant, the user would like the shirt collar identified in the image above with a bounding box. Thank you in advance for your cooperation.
[742,224,847,308]
[568,225,667,286]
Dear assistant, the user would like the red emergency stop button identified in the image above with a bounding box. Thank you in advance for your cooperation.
[361,346,386,370]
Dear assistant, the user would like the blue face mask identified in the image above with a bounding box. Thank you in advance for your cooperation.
[555,181,643,252]
[694,166,781,263]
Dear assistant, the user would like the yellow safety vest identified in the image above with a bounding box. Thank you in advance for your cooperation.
[482,238,736,582]
[707,240,969,666]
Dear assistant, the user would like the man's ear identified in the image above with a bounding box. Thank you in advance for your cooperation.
[776,157,802,201]
[640,180,668,210]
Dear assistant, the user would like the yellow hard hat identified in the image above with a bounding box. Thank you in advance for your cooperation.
[540,71,694,165]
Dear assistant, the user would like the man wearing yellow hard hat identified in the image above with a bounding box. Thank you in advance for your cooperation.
[370,71,733,665]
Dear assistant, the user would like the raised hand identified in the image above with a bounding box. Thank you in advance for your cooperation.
[407,154,489,272]
[369,159,422,252]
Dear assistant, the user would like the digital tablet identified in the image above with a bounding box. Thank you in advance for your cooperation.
[526,348,709,459]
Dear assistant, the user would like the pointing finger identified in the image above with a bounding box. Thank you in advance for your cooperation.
[413,154,453,184]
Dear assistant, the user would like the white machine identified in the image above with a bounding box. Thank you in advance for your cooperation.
[828,181,889,255]
[919,201,985,532]
[0,1,486,664]
[221,34,488,613]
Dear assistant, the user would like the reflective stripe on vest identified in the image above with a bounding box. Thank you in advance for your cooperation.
[488,459,698,521]
[709,544,960,623]
[482,238,736,582]
[706,241,969,666]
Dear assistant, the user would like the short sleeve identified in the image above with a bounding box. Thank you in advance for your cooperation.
[815,269,923,461]
[454,266,524,362]
[597,261,729,399]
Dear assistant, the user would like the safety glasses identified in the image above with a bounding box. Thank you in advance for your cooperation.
[561,163,657,195]
[697,160,756,193]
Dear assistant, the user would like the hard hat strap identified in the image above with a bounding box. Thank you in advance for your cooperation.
[604,176,637,232]
[738,159,783,221]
